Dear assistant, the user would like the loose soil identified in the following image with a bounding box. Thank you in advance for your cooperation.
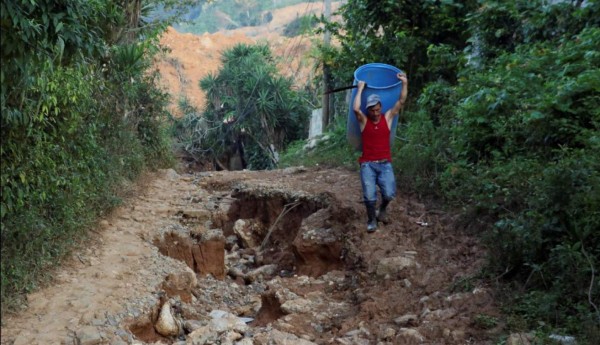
[1,3,503,344]
[1,167,500,344]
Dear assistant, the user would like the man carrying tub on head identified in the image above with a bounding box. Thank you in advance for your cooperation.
[353,72,408,233]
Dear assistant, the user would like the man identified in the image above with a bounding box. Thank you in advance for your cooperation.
[353,72,408,232]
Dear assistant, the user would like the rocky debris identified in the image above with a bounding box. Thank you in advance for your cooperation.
[154,226,226,279]
[254,328,318,345]
[131,168,500,344]
[2,167,501,345]
[548,334,577,345]
[506,332,534,345]
[397,327,426,343]
[75,326,105,345]
[184,310,251,344]
[292,208,344,277]
[233,218,264,248]
[395,314,418,327]
[375,252,419,278]
[161,268,198,303]
[154,299,183,337]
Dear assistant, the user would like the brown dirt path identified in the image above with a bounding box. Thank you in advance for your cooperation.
[1,167,500,345]
[1,170,200,345]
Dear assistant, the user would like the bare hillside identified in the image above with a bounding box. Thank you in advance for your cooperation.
[155,2,343,116]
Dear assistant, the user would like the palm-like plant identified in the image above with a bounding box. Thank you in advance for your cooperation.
[196,43,309,170]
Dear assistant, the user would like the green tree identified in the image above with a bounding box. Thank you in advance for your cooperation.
[320,0,478,96]
[180,43,309,170]
[0,0,191,316]
[438,26,600,336]
[465,0,599,64]
[421,1,599,338]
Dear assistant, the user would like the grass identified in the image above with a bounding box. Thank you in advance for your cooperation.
[279,113,361,170]
[279,130,360,170]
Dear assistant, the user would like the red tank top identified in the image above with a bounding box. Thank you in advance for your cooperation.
[359,118,392,163]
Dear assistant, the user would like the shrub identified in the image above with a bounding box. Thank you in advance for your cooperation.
[177,43,310,170]
[1,0,174,316]
[438,27,600,336]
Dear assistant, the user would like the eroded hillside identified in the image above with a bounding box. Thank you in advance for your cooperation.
[155,2,343,116]
[1,167,499,344]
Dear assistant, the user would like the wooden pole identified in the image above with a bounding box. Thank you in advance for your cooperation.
[322,0,332,130]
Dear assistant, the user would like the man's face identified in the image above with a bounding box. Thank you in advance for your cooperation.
[367,103,382,121]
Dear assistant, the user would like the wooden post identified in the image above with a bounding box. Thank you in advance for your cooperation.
[322,0,332,130]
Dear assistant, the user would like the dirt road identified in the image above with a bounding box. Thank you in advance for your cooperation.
[1,167,500,344]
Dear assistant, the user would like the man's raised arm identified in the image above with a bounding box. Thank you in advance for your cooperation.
[353,81,367,126]
[387,73,408,118]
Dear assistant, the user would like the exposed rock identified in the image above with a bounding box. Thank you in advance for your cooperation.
[548,334,577,345]
[292,209,343,276]
[376,255,417,277]
[423,308,457,321]
[394,314,418,327]
[154,300,181,337]
[245,264,278,283]
[444,292,467,307]
[379,327,397,340]
[183,319,205,333]
[336,336,370,345]
[254,329,319,345]
[472,287,494,307]
[281,297,314,314]
[396,328,425,344]
[76,326,103,345]
[233,219,263,248]
[186,311,250,344]
[186,325,218,345]
[506,333,533,345]
[162,268,198,303]
[274,287,300,304]
[208,310,249,333]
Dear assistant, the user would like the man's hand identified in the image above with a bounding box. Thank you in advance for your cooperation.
[397,72,407,84]
[357,80,366,91]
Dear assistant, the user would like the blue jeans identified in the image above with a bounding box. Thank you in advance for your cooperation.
[360,161,396,204]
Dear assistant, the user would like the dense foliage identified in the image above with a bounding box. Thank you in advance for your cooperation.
[175,43,309,170]
[311,0,600,341]
[438,26,600,336]
[0,0,178,315]
[320,0,478,96]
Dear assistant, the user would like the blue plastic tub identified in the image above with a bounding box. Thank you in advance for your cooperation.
[347,63,403,150]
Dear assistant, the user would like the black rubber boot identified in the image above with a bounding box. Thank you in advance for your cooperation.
[365,202,377,232]
[376,198,391,224]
